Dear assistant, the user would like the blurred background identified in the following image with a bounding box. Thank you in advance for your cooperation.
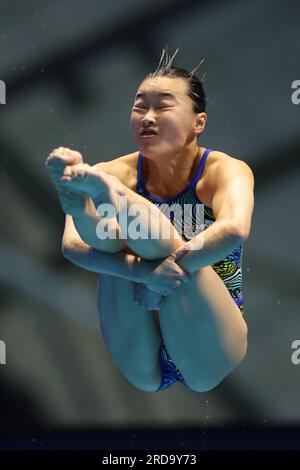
[0,0,299,450]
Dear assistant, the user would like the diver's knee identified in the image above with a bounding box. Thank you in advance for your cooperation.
[183,371,225,393]
[122,368,161,392]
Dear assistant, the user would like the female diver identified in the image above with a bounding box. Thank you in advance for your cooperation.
[46,49,254,393]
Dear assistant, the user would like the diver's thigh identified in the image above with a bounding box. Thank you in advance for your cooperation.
[158,266,242,372]
[97,274,162,388]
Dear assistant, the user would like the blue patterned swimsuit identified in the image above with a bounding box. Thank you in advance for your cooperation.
[135,148,244,391]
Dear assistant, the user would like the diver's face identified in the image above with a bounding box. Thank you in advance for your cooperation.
[130,76,198,156]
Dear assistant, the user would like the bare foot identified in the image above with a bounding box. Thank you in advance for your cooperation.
[46,147,83,186]
[45,148,87,216]
[61,163,123,210]
[134,283,163,311]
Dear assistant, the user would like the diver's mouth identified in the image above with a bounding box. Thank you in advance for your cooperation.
[140,128,158,136]
[140,134,158,139]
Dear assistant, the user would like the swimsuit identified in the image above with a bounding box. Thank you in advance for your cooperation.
[135,148,244,391]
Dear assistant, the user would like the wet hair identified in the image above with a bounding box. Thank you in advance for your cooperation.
[144,47,207,114]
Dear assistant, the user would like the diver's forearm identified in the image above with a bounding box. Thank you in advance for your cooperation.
[63,246,150,283]
[174,220,244,274]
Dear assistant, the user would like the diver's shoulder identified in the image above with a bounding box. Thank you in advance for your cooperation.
[93,151,138,170]
[92,151,139,188]
[207,149,253,174]
[112,151,140,168]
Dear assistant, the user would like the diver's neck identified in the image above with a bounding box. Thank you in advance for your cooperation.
[143,144,201,192]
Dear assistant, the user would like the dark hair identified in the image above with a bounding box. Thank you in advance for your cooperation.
[144,47,207,114]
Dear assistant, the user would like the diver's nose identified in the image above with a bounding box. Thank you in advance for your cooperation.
[142,110,156,127]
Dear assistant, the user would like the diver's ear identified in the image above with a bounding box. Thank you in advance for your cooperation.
[194,112,207,136]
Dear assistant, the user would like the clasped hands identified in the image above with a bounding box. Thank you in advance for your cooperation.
[134,243,192,311]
